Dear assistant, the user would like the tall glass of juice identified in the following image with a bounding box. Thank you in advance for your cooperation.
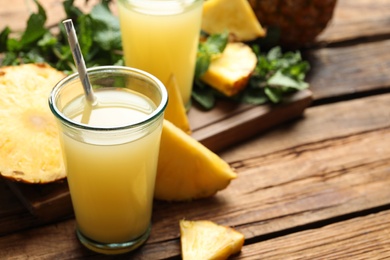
[48,66,168,254]
[117,0,203,108]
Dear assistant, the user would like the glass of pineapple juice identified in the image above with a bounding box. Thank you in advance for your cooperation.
[48,66,168,255]
[117,0,203,109]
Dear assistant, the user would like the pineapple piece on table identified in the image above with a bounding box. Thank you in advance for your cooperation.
[180,219,245,260]
[201,42,257,97]
[202,0,266,42]
[154,120,237,201]
[0,63,66,183]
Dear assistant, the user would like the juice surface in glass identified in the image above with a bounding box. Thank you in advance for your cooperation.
[62,89,161,244]
[117,0,203,106]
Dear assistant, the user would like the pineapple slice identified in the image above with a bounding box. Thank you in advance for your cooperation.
[202,0,266,42]
[0,63,66,183]
[164,73,191,134]
[180,220,245,260]
[201,42,257,97]
[154,120,236,201]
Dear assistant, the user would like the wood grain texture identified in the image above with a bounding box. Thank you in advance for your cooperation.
[233,210,390,259]
[1,93,389,259]
[306,39,390,101]
[318,0,390,44]
[190,89,312,152]
[1,0,390,259]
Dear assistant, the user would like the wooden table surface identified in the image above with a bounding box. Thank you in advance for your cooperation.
[1,0,390,259]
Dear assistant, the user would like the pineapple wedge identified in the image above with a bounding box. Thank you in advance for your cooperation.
[180,220,245,260]
[202,0,266,42]
[0,63,66,183]
[154,120,236,201]
[201,42,257,97]
[164,74,192,134]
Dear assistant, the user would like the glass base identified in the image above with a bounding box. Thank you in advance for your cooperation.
[76,224,151,255]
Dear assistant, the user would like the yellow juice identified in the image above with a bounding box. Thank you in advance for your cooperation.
[61,88,162,243]
[117,0,203,106]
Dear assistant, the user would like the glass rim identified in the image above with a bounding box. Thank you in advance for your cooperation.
[117,0,203,14]
[48,65,168,131]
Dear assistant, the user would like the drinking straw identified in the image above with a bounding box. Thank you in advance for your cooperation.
[62,19,96,105]
[62,19,96,124]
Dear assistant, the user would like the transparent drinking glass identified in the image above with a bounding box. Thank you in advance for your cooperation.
[48,66,168,254]
[117,0,203,109]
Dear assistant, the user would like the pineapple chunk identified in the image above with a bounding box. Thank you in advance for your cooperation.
[201,42,257,97]
[202,0,266,42]
[180,220,245,260]
[154,120,236,201]
[164,74,191,134]
[0,63,66,183]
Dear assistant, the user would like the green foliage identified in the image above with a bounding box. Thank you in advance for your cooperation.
[0,0,310,109]
[0,0,123,73]
[192,39,310,110]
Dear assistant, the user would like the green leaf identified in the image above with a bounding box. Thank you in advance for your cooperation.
[63,0,83,20]
[19,0,48,47]
[264,87,282,103]
[239,88,268,105]
[76,15,94,57]
[195,32,228,78]
[1,52,17,65]
[0,27,11,52]
[267,70,308,90]
[192,83,216,110]
[90,3,122,51]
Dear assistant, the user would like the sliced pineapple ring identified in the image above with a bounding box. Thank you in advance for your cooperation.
[154,120,237,201]
[0,63,66,183]
[180,219,245,260]
[202,0,266,42]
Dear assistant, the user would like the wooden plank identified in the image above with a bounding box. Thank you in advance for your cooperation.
[221,83,390,163]
[306,39,390,101]
[318,0,390,44]
[1,93,389,259]
[189,89,313,152]
[4,179,73,221]
[0,179,47,236]
[234,209,390,259]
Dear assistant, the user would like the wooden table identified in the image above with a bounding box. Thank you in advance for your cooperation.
[1,0,390,259]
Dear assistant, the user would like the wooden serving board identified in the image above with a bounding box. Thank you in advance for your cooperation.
[1,89,312,234]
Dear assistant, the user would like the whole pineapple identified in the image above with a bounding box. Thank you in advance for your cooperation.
[248,0,337,48]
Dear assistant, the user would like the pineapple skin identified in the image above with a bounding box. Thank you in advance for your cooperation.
[248,0,337,48]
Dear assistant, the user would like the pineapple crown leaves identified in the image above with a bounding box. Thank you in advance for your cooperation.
[0,0,123,73]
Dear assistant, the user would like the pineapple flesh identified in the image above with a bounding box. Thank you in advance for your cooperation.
[202,0,266,42]
[0,63,66,183]
[163,73,192,134]
[154,120,237,201]
[180,220,245,260]
[201,42,257,97]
